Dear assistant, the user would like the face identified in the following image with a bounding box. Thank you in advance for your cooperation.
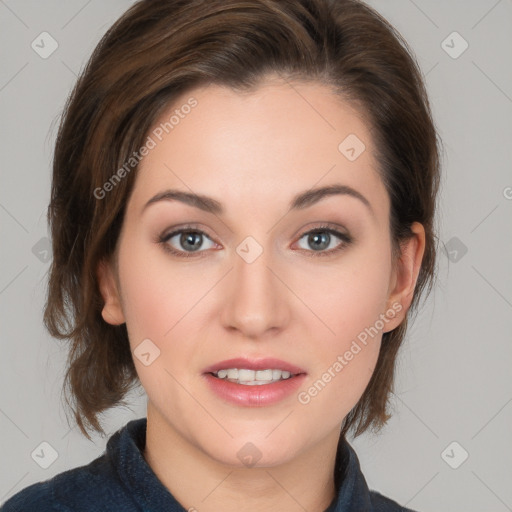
[98,78,424,468]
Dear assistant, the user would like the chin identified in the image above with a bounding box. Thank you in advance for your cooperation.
[199,434,301,469]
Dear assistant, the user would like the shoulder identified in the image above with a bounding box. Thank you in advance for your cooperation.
[369,489,418,512]
[1,480,58,512]
[1,453,133,512]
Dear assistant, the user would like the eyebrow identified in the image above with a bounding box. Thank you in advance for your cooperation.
[142,184,373,216]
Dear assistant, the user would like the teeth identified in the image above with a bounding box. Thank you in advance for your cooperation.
[212,368,295,385]
[238,369,255,382]
[256,369,273,380]
[226,369,238,380]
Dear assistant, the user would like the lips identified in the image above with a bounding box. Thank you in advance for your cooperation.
[202,357,308,406]
[202,357,307,376]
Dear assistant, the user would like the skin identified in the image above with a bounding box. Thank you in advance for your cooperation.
[97,77,425,512]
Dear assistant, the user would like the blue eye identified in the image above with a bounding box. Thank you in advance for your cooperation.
[157,224,352,259]
[296,227,352,256]
[159,228,216,257]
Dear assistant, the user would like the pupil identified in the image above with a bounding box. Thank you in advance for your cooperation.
[181,232,202,251]
[309,232,329,251]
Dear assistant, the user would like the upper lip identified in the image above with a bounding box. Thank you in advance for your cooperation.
[202,357,307,375]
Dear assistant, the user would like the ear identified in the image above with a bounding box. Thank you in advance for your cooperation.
[96,258,125,325]
[383,222,426,333]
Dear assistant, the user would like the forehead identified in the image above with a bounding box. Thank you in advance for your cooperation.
[130,80,388,220]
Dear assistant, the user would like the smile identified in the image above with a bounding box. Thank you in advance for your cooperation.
[211,368,295,385]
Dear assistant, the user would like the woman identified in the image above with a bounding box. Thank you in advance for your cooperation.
[1,0,441,510]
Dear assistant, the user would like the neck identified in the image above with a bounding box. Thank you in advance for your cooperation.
[143,402,339,512]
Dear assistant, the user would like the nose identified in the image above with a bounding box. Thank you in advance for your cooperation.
[220,245,291,339]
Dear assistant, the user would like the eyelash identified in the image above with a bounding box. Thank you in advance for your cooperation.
[157,223,353,259]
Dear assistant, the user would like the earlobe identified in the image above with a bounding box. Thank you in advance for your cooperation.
[96,258,125,325]
[384,222,426,332]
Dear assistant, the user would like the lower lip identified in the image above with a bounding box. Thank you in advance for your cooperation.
[203,373,307,407]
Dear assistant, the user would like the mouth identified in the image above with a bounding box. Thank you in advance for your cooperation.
[209,368,299,385]
[202,357,308,407]
[202,357,307,386]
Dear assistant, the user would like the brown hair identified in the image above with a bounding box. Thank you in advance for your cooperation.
[44,0,442,442]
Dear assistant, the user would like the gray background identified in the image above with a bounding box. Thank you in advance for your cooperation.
[1,1,511,510]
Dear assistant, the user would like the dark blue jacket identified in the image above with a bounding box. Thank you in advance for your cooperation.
[1,417,417,511]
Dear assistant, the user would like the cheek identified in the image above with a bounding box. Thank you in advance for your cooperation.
[299,234,392,348]
[292,236,392,409]
[116,242,208,412]
[116,237,202,353]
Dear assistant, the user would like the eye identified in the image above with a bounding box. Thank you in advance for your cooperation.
[158,227,217,257]
[295,225,352,256]
[157,224,353,259]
